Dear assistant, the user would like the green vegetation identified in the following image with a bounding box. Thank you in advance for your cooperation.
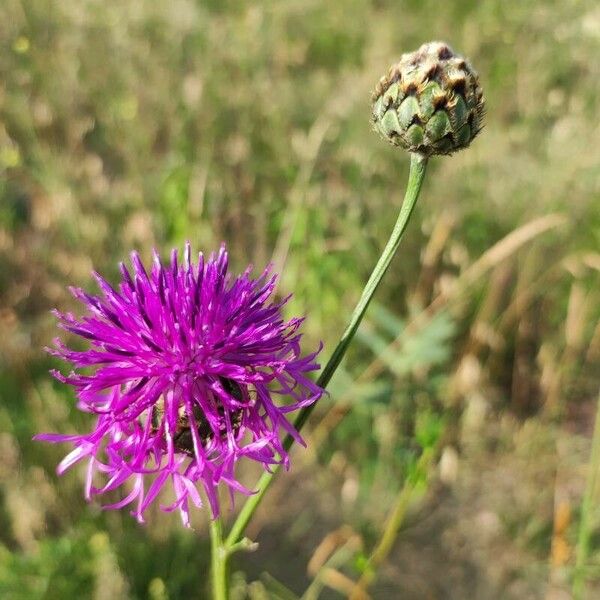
[1,0,599,598]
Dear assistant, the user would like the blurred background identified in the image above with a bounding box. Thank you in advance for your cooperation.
[1,0,599,598]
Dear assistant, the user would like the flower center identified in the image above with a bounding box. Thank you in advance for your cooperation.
[150,377,244,455]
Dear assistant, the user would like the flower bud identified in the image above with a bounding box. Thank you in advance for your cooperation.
[372,41,485,156]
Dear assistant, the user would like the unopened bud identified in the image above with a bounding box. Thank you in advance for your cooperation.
[372,41,485,156]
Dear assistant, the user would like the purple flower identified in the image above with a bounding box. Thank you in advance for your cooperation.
[36,244,322,526]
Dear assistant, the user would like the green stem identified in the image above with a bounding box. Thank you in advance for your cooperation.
[573,389,600,599]
[226,152,429,549]
[350,449,433,598]
[209,518,228,600]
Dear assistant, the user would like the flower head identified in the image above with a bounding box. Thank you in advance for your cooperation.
[36,244,322,526]
[372,41,485,156]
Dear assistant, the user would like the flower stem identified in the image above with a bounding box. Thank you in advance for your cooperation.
[573,389,600,599]
[226,152,429,549]
[209,517,228,600]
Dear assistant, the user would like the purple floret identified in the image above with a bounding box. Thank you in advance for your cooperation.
[36,244,322,526]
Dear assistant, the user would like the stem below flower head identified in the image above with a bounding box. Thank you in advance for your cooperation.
[225,152,429,549]
[209,517,228,600]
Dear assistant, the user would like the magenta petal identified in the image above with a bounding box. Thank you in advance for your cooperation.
[57,445,90,474]
[34,432,82,443]
[102,476,143,510]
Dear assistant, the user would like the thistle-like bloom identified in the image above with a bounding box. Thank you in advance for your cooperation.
[36,244,322,526]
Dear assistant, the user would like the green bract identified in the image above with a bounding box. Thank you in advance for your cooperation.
[372,42,485,156]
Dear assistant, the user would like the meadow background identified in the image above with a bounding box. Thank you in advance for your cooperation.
[1,0,599,598]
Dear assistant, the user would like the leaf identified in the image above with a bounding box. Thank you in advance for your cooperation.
[357,309,455,376]
[260,573,301,600]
